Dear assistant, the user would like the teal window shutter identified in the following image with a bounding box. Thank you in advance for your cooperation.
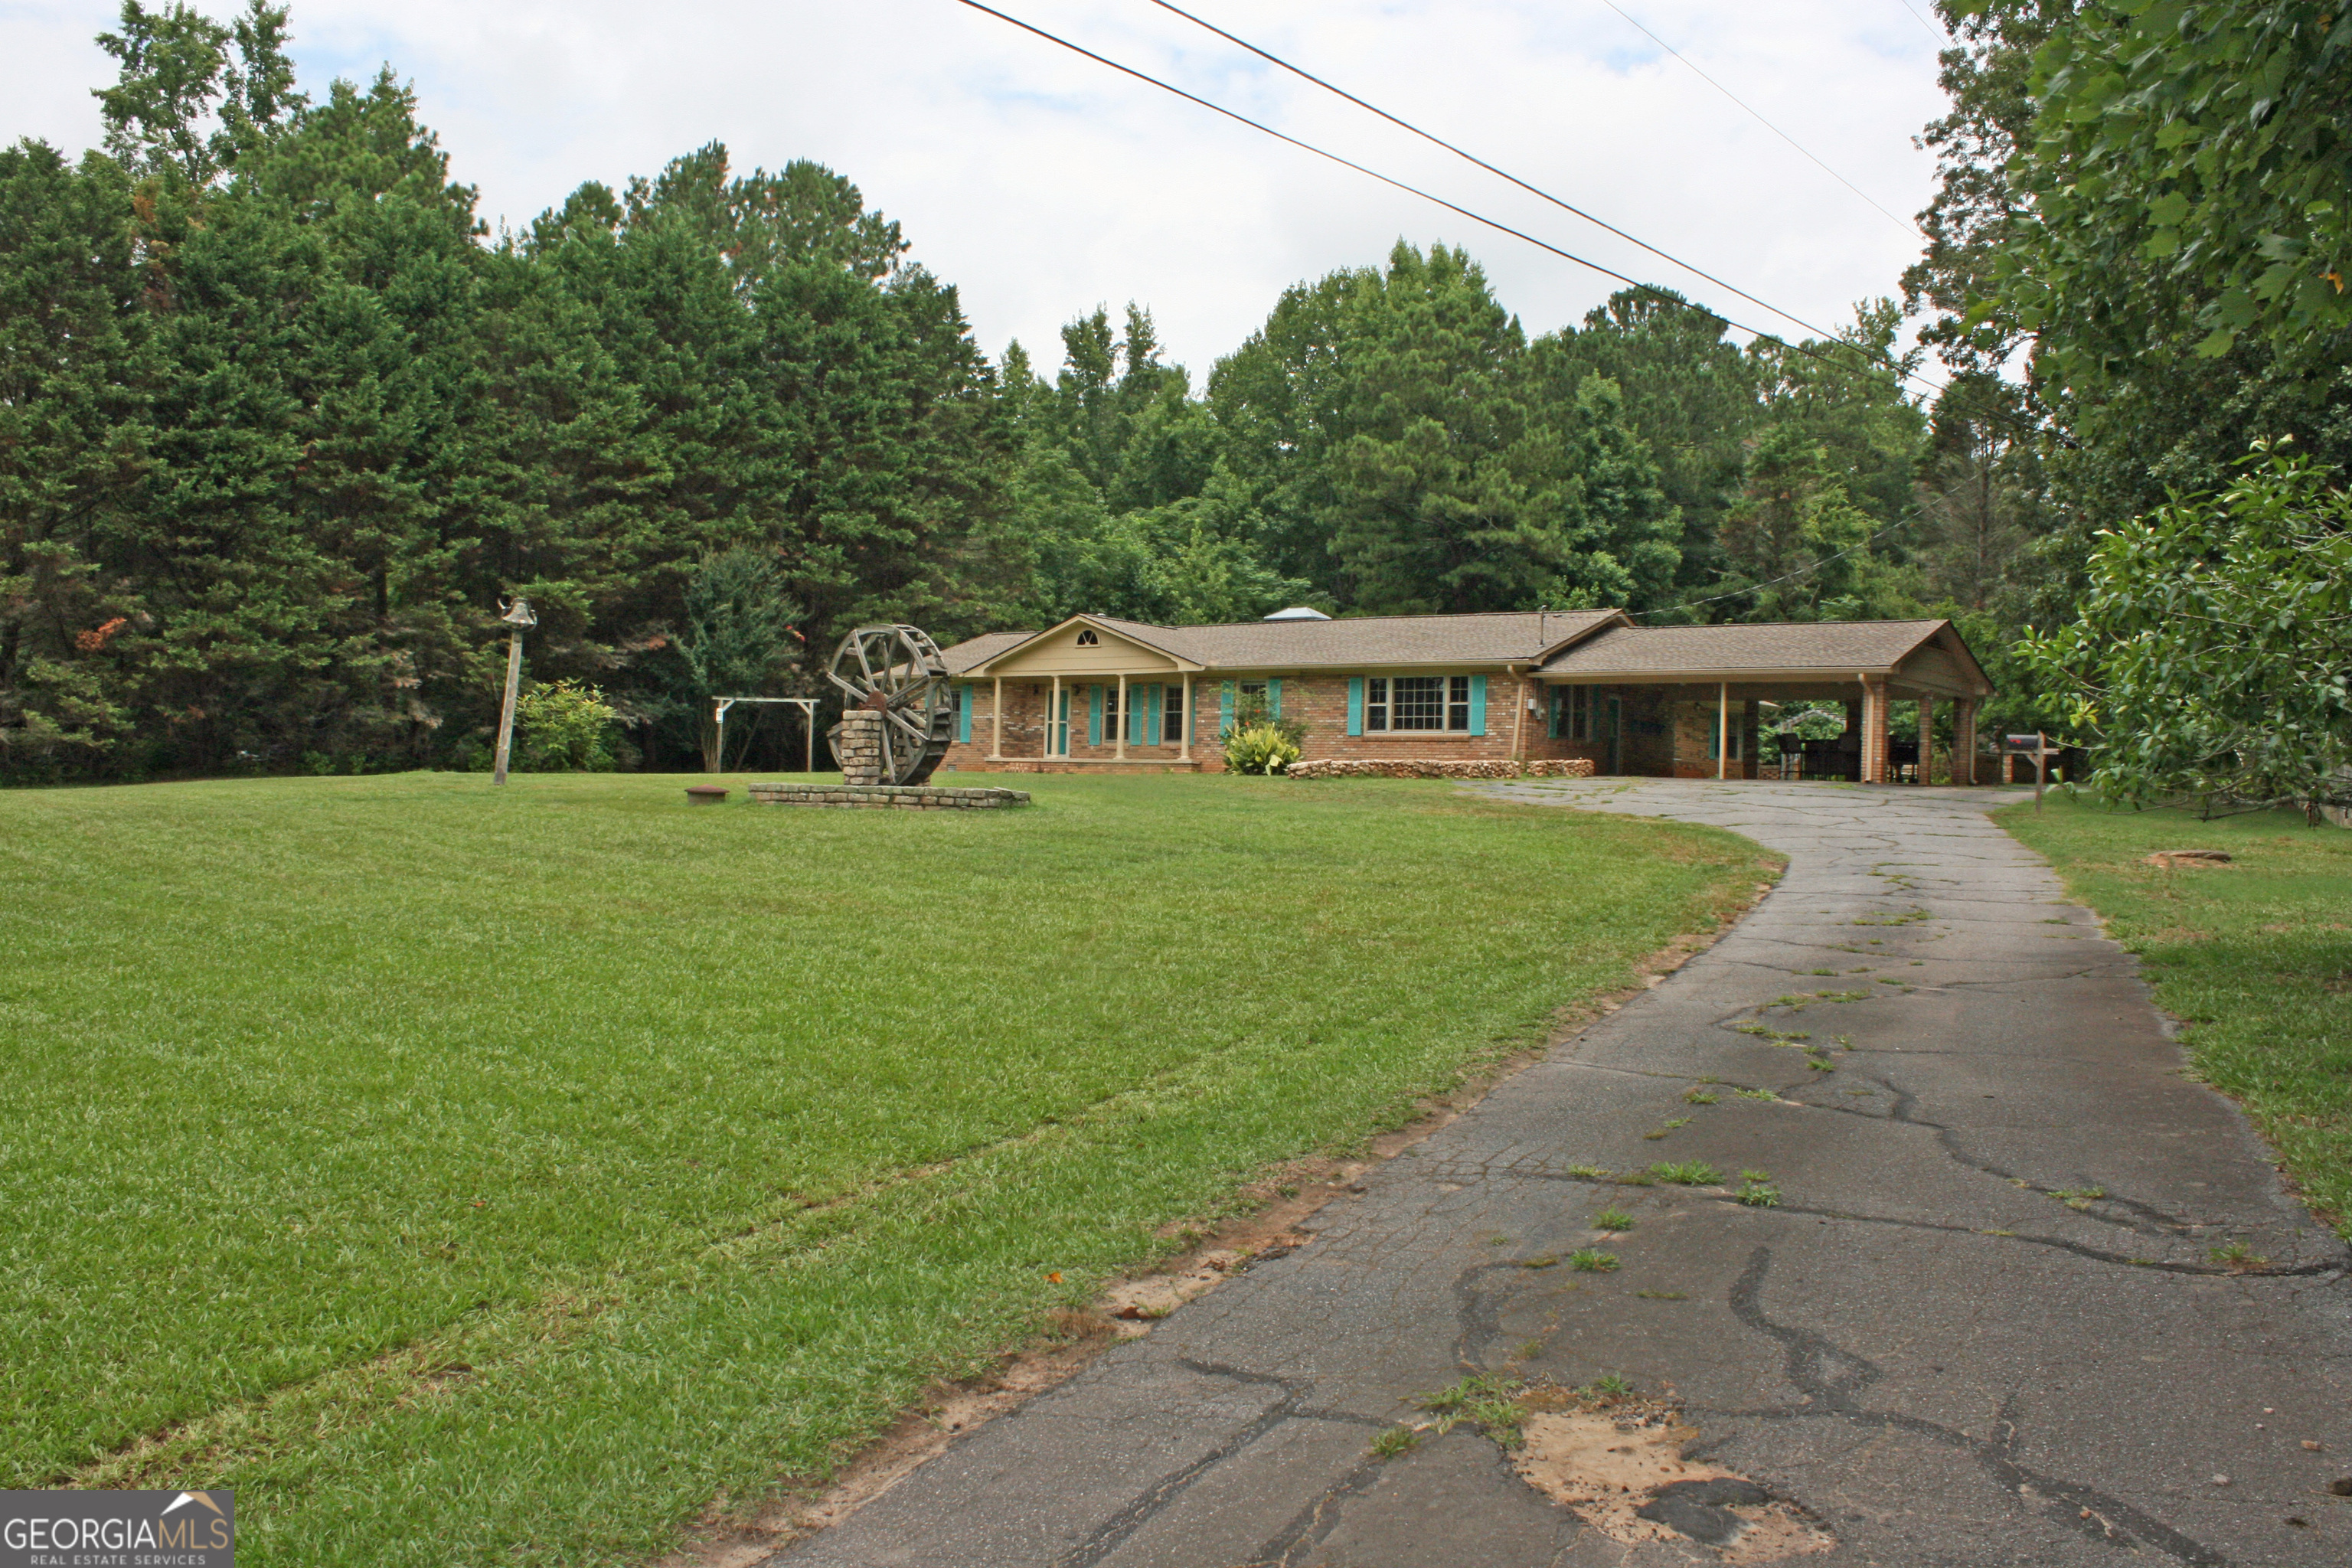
[1347,677,1364,737]
[1469,675,1487,736]
[1146,684,1161,743]
[1268,678,1282,717]
[1220,681,1235,734]
[956,686,972,743]
[1129,688,1144,745]
[1089,685,1103,746]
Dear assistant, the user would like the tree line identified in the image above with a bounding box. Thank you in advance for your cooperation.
[5,1,2344,785]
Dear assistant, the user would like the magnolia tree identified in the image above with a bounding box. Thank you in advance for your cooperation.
[2022,444,2351,821]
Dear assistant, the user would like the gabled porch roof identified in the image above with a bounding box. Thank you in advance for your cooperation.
[1534,619,1992,699]
[949,609,1626,678]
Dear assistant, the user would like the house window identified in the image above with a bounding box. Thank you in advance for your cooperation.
[1236,681,1269,727]
[1553,687,1593,740]
[1075,627,1099,645]
[1374,675,1470,732]
[1102,684,1122,743]
[1162,683,1184,743]
[1394,677,1445,730]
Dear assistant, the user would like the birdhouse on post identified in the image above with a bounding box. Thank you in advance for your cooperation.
[492,596,537,786]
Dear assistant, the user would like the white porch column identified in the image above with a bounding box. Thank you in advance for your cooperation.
[1115,673,1128,760]
[1717,681,1730,781]
[989,675,1003,760]
[1179,674,1193,761]
[1049,675,1060,759]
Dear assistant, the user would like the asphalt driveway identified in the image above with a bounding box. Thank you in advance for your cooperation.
[769,779,2351,1567]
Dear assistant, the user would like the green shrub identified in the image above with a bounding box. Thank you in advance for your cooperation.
[514,681,619,772]
[1223,722,1302,776]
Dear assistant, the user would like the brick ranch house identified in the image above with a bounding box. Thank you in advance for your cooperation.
[933,609,1995,784]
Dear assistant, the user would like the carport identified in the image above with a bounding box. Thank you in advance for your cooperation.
[1529,619,1996,784]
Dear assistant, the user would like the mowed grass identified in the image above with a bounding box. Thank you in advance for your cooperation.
[2001,795,2352,1233]
[0,770,1766,1565]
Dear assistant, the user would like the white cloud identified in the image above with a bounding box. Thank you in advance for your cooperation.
[2,0,1952,379]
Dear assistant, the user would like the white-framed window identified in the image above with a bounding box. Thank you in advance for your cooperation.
[1101,684,1121,743]
[1365,675,1469,732]
[1075,627,1099,645]
[1162,683,1184,743]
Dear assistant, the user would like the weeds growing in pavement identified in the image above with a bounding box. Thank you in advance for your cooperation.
[1420,1374,1528,1446]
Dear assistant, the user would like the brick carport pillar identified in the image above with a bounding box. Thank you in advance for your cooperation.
[1916,695,1935,785]
[1951,697,1978,786]
[1860,678,1891,784]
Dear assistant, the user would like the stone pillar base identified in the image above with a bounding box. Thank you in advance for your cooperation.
[836,707,887,786]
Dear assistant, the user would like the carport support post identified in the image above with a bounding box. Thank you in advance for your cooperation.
[1717,682,1729,781]
[1917,696,1935,784]
[1860,677,1890,784]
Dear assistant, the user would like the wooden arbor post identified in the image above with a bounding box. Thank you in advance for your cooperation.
[1917,696,1935,785]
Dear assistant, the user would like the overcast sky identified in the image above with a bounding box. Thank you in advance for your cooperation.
[5,0,1954,381]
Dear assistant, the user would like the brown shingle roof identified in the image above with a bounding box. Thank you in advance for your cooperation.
[939,629,1035,675]
[1536,620,1950,677]
[950,609,1623,674]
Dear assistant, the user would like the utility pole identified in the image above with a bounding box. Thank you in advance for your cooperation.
[492,597,536,786]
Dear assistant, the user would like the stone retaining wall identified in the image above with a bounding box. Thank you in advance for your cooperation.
[1285,758,1598,781]
[748,782,1031,809]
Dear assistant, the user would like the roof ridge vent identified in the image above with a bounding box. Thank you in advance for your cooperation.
[1263,606,1331,621]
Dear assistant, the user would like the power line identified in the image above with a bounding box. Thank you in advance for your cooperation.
[1631,516,1918,619]
[1596,1,1921,238]
[1132,2,2069,453]
[1145,0,1849,350]
[956,0,1929,397]
[1890,0,1950,42]
[958,2,2068,452]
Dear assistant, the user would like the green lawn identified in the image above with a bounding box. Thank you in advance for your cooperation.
[0,771,1766,1565]
[2001,795,2352,1234]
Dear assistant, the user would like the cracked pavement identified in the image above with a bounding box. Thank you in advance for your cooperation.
[767,780,2352,1567]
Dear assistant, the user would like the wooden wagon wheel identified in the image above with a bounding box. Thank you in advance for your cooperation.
[825,624,953,786]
